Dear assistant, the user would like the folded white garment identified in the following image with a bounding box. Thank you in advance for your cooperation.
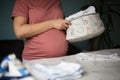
[76,52,120,61]
[30,61,84,80]
[66,6,105,42]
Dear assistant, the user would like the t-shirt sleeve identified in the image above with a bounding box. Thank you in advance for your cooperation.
[11,0,29,19]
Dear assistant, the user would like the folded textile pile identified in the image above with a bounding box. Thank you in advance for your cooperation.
[30,61,84,80]
[66,6,105,42]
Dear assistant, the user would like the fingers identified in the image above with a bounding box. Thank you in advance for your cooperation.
[62,20,71,30]
[62,23,69,30]
[50,19,71,30]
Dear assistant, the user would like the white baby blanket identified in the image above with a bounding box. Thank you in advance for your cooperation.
[66,6,105,42]
[30,61,84,80]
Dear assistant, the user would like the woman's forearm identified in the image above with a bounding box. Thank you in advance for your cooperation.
[14,20,53,39]
[13,16,70,39]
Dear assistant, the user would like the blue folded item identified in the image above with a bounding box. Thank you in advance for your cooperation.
[0,54,34,80]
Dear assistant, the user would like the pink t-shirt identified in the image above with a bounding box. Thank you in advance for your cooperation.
[12,0,68,60]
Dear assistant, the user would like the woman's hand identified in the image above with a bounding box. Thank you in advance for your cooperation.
[47,19,70,30]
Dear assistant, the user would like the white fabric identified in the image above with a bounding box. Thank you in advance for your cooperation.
[76,52,120,61]
[65,6,96,21]
[30,61,84,80]
[66,6,105,42]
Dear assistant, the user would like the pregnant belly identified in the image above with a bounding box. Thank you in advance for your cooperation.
[23,29,68,60]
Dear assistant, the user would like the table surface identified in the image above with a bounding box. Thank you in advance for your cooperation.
[25,48,120,80]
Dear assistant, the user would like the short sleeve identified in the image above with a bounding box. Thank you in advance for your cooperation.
[11,0,29,19]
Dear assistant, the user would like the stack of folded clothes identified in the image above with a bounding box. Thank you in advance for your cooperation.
[30,61,84,80]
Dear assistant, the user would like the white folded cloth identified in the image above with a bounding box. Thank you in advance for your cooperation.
[66,6,105,42]
[76,52,120,61]
[31,61,84,80]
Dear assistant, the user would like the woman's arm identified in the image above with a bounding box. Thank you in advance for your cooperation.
[13,16,70,39]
